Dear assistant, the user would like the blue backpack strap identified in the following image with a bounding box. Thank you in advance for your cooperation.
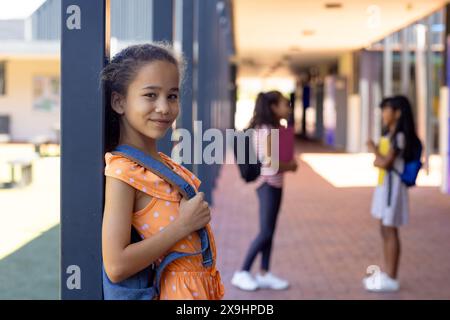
[153,227,213,297]
[112,144,196,199]
[112,144,212,265]
[102,264,156,300]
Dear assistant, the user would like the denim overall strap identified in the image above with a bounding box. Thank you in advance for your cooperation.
[112,145,213,267]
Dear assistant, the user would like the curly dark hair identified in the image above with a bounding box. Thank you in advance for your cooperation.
[100,42,185,152]
[248,90,284,129]
[380,95,422,162]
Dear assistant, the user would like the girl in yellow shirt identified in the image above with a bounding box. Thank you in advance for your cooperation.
[365,96,421,293]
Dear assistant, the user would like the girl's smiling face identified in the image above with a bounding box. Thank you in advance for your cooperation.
[112,60,180,140]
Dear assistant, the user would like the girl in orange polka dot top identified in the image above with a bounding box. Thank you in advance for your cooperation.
[101,43,224,300]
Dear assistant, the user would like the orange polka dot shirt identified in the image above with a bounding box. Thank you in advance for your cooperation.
[104,151,225,300]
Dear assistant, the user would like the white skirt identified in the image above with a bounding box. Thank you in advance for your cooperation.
[371,170,409,227]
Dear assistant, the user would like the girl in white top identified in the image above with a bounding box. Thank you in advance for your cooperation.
[231,91,298,291]
[364,96,422,292]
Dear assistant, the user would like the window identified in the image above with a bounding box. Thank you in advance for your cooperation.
[0,62,5,95]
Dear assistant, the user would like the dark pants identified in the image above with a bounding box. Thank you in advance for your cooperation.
[242,182,283,272]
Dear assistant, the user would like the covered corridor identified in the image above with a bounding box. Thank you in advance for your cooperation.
[213,140,450,299]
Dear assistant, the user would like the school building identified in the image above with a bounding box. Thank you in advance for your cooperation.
[1,0,449,195]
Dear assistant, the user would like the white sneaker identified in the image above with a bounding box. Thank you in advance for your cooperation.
[231,271,259,291]
[363,272,399,292]
[255,272,289,290]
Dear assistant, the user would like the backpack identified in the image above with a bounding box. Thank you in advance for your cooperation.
[392,137,423,187]
[102,144,213,300]
[233,129,261,182]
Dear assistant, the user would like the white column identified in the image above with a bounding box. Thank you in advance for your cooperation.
[383,35,393,97]
[400,27,411,96]
[415,23,429,170]
[439,87,449,193]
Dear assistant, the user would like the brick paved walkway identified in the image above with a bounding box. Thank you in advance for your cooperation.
[211,140,450,299]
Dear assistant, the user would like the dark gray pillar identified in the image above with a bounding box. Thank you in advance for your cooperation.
[335,76,348,150]
[193,0,234,204]
[195,0,210,203]
[230,63,238,129]
[61,0,109,299]
[315,81,324,141]
[153,0,175,156]
[152,0,173,41]
[177,0,194,172]
[426,16,435,158]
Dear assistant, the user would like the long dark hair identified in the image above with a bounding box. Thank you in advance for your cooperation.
[248,90,284,129]
[100,43,185,152]
[380,95,422,161]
